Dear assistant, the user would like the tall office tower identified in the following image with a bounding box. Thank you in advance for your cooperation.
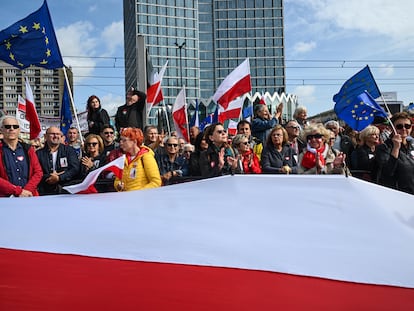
[0,60,73,117]
[123,0,285,105]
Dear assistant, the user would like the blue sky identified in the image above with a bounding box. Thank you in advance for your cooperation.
[2,0,414,117]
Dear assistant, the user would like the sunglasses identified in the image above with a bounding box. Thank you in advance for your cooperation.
[167,143,178,147]
[396,124,412,130]
[3,124,20,130]
[87,142,98,146]
[216,129,226,134]
[103,131,114,135]
[307,134,323,140]
[240,141,249,145]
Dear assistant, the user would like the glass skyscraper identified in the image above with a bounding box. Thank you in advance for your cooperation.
[123,0,285,105]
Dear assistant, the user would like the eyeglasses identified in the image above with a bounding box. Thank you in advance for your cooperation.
[286,126,300,130]
[216,129,226,134]
[48,132,61,136]
[167,143,178,147]
[240,141,249,145]
[103,131,114,135]
[184,150,193,153]
[307,134,323,140]
[396,124,412,130]
[3,124,19,130]
[87,142,98,147]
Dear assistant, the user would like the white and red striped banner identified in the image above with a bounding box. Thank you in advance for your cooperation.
[1,175,414,310]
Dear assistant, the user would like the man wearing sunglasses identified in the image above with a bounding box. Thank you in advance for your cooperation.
[100,124,119,158]
[36,126,80,195]
[0,116,43,197]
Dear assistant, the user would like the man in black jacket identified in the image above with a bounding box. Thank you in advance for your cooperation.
[115,89,147,133]
[36,126,80,195]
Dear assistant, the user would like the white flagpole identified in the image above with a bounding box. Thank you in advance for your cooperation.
[379,94,397,134]
[62,67,83,144]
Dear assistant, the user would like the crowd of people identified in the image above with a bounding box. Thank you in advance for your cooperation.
[1,94,413,197]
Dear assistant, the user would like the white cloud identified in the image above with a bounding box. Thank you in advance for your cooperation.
[101,21,124,56]
[378,64,394,76]
[89,5,98,13]
[101,93,125,116]
[56,21,98,80]
[292,85,316,106]
[293,41,316,54]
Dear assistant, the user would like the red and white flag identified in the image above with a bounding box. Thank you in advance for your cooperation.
[172,86,189,142]
[63,155,125,194]
[15,95,30,133]
[212,58,251,110]
[1,175,414,310]
[227,119,238,136]
[146,60,168,115]
[218,96,244,122]
[25,77,42,140]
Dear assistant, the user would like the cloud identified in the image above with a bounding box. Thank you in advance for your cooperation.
[100,93,124,116]
[292,85,316,106]
[101,21,124,56]
[293,41,316,54]
[56,21,98,81]
[295,0,414,47]
[378,64,394,76]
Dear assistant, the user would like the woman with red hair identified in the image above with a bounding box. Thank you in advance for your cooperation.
[114,127,161,191]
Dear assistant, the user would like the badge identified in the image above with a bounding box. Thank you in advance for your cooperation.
[17,156,24,161]
[60,157,68,167]
[130,167,136,179]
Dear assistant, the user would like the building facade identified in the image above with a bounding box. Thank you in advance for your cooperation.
[123,0,285,108]
[0,60,73,117]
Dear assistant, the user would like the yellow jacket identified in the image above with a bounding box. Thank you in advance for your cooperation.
[114,146,162,191]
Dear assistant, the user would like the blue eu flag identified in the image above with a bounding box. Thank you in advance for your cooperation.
[60,80,72,136]
[333,66,381,105]
[334,91,387,131]
[0,1,64,69]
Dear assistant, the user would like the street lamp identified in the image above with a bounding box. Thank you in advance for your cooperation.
[175,41,186,87]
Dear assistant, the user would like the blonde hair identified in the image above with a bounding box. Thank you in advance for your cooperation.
[359,125,379,144]
[301,123,330,142]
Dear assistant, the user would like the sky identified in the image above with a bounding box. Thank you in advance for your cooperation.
[1,0,414,117]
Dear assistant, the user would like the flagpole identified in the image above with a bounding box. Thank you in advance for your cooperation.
[161,100,171,135]
[62,66,83,144]
[379,95,397,134]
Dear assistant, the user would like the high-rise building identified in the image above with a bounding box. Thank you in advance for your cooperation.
[123,0,285,105]
[0,60,73,117]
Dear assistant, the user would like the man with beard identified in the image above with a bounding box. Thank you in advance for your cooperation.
[36,126,80,195]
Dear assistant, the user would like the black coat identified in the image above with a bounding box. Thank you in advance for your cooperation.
[115,91,147,132]
[87,108,110,135]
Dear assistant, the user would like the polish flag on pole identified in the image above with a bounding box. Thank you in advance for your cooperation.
[15,95,30,133]
[146,60,168,116]
[25,77,42,140]
[218,96,244,122]
[212,58,251,110]
[63,155,125,194]
[172,86,189,142]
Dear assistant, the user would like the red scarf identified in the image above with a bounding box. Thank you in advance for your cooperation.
[301,144,326,169]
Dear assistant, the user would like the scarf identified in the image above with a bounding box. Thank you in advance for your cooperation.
[301,143,326,169]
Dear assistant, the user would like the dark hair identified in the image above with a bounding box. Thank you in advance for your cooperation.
[237,120,251,131]
[101,124,114,132]
[391,111,411,124]
[204,123,223,145]
[86,95,101,113]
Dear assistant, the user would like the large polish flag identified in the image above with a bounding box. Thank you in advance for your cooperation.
[146,60,168,115]
[1,175,414,310]
[212,58,251,110]
[172,86,189,141]
[25,77,42,140]
[63,155,125,194]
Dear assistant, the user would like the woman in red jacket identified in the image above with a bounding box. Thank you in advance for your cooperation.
[232,134,262,174]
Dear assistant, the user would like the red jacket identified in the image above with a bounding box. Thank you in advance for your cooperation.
[0,140,43,197]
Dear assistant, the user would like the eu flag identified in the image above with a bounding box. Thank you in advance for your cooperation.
[0,1,64,69]
[334,91,387,131]
[60,80,72,136]
[333,66,381,105]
